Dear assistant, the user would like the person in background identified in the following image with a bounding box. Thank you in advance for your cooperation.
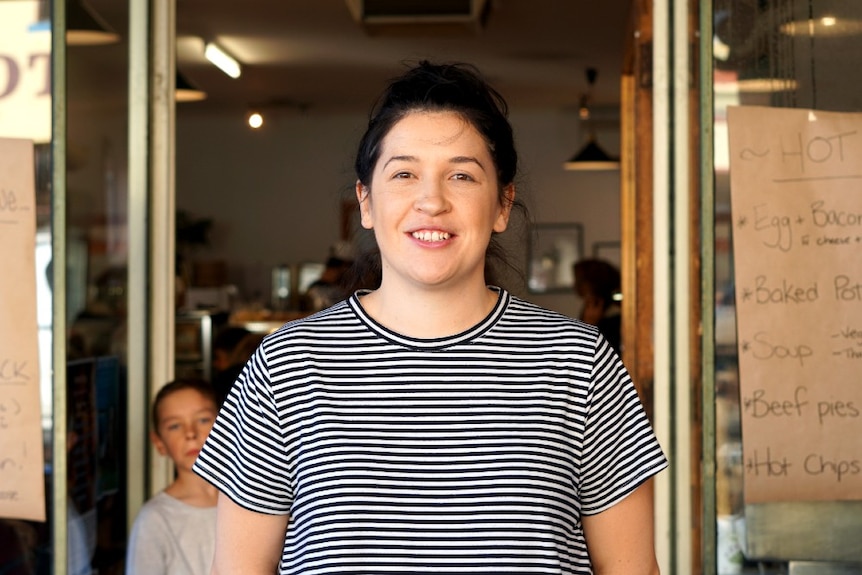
[194,60,666,575]
[126,379,219,575]
[210,325,252,406]
[211,331,265,407]
[211,326,251,374]
[303,255,353,312]
[573,258,623,354]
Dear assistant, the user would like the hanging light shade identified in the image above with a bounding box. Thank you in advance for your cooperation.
[563,137,619,171]
[175,70,207,103]
[563,66,620,172]
[66,0,120,45]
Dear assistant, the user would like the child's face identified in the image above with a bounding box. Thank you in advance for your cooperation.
[151,388,217,472]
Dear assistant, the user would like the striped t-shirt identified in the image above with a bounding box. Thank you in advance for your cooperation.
[194,288,667,574]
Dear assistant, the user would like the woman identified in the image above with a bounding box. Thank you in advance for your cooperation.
[194,61,667,574]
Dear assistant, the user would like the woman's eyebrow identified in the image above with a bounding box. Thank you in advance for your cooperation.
[382,155,417,169]
[450,155,486,171]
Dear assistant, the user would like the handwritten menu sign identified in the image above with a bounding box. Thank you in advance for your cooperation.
[0,138,45,521]
[727,106,862,503]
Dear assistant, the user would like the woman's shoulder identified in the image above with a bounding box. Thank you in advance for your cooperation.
[267,299,356,334]
[504,292,598,334]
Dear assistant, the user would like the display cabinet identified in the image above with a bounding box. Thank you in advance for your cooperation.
[175,311,218,382]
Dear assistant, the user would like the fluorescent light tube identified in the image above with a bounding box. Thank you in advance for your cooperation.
[204,42,241,79]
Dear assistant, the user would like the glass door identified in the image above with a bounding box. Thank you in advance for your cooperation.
[710,0,862,572]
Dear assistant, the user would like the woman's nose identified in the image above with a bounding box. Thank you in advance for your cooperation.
[414,180,450,215]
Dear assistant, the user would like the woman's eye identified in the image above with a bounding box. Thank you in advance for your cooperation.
[452,172,475,182]
[392,171,412,179]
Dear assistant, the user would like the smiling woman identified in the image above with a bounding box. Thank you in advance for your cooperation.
[193,60,667,575]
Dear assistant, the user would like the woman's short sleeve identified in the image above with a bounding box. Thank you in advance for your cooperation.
[193,345,294,514]
[578,336,668,515]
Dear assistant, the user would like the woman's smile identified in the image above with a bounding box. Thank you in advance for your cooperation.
[410,229,452,243]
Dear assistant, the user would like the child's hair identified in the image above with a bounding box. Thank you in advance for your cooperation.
[151,378,217,430]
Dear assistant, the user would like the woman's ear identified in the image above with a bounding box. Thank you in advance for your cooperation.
[493,184,515,233]
[356,181,373,230]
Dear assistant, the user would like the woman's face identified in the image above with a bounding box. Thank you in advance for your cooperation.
[357,110,513,292]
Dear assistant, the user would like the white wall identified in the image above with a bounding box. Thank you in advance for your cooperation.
[176,106,621,318]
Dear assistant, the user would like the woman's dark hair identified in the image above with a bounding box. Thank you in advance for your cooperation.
[354,60,517,188]
[151,378,217,431]
[346,60,528,291]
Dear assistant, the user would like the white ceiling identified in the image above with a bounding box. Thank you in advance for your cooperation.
[86,0,634,115]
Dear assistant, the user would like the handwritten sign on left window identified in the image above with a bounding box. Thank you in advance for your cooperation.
[0,138,45,521]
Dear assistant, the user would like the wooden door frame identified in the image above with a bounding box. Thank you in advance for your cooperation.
[621,0,704,572]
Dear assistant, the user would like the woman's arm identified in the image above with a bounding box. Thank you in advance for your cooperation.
[210,493,290,575]
[581,480,660,575]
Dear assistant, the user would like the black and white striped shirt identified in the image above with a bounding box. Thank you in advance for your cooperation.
[194,288,667,574]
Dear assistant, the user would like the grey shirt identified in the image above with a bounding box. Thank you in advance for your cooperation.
[126,491,216,575]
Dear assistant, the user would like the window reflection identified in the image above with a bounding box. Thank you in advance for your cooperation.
[714,0,862,571]
[67,0,131,571]
[1,1,131,573]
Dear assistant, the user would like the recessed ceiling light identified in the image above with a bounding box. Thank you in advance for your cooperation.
[247,111,264,129]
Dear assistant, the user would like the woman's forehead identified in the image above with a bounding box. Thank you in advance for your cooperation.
[380,111,486,154]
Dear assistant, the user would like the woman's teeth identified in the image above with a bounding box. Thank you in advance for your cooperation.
[412,231,450,242]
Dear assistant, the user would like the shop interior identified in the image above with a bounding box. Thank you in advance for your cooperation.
[3,0,862,572]
[68,0,627,332]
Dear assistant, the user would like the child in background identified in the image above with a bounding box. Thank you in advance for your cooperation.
[126,379,219,575]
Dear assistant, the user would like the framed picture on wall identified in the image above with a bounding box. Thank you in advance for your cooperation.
[527,223,584,294]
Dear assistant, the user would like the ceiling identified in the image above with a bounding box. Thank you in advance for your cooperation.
[85,0,634,115]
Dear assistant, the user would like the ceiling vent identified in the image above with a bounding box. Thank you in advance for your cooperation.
[345,0,491,36]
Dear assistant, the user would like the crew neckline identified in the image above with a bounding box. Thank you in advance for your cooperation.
[347,286,509,351]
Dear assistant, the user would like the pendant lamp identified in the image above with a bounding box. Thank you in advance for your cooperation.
[563,67,619,172]
[66,0,120,46]
[563,137,619,171]
[176,70,207,103]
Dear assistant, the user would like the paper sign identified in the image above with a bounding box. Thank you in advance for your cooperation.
[0,137,46,521]
[728,106,862,503]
